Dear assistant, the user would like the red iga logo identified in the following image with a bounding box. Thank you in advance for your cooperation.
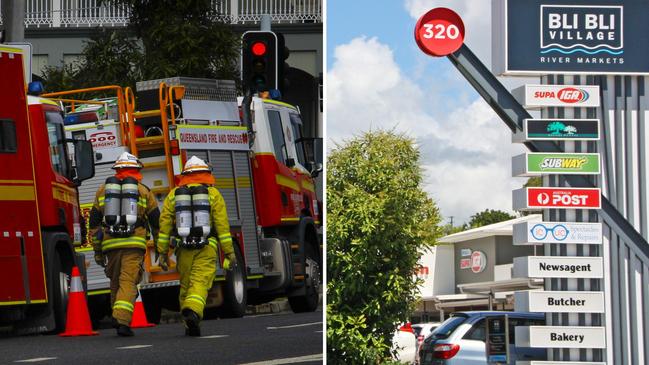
[471,251,487,273]
[557,87,589,104]
[88,131,117,149]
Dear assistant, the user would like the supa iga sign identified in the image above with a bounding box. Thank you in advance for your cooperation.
[414,7,465,57]
[176,126,249,151]
[513,221,602,245]
[513,187,602,211]
[513,118,600,142]
[512,152,600,176]
[514,84,600,108]
[493,0,649,75]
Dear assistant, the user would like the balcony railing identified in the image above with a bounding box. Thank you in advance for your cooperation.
[0,0,321,28]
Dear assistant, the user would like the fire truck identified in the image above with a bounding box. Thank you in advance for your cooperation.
[47,77,322,322]
[0,45,95,334]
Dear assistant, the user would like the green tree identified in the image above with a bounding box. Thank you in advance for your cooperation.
[327,130,441,364]
[106,0,239,80]
[547,121,566,135]
[524,176,542,188]
[465,209,515,229]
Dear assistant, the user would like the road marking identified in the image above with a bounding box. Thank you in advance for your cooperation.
[116,345,152,350]
[238,354,323,365]
[14,358,57,363]
[200,335,229,339]
[267,321,322,330]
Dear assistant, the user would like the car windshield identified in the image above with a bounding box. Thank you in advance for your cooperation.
[428,315,467,340]
[412,326,423,337]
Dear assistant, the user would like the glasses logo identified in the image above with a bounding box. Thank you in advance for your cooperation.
[530,223,569,241]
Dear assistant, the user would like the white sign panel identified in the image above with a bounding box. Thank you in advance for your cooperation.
[176,126,249,151]
[514,291,605,313]
[513,84,600,108]
[513,256,603,279]
[513,221,602,245]
[515,326,606,349]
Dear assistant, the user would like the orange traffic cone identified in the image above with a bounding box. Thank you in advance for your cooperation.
[130,285,155,328]
[60,266,98,337]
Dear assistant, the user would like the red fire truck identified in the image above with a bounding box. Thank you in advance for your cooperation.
[0,45,95,334]
[48,77,322,322]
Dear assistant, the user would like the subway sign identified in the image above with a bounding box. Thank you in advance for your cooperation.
[514,118,600,142]
[513,187,602,211]
[492,0,649,75]
[514,84,600,108]
[512,152,600,176]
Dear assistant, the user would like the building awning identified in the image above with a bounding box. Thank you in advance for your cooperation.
[457,278,543,295]
[439,214,542,243]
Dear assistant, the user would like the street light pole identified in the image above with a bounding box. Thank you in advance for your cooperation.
[1,0,25,42]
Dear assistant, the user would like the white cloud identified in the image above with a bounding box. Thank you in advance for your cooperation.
[327,36,527,224]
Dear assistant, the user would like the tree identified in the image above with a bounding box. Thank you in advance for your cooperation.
[327,130,441,364]
[524,176,542,188]
[106,0,239,80]
[465,209,515,229]
[42,0,239,92]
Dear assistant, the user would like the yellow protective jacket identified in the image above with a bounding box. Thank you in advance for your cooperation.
[157,184,234,255]
[89,183,160,253]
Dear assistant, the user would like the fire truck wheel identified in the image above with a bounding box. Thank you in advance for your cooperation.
[52,250,70,333]
[288,242,320,313]
[221,245,247,318]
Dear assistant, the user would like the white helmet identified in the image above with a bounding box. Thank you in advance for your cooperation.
[182,156,210,174]
[112,152,143,169]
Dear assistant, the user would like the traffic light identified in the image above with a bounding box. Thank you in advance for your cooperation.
[242,31,278,93]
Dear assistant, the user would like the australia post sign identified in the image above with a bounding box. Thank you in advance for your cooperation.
[176,126,249,151]
[492,0,649,75]
[513,187,602,211]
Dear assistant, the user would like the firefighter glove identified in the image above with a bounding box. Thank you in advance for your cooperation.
[158,252,169,271]
[223,252,237,271]
[94,251,106,267]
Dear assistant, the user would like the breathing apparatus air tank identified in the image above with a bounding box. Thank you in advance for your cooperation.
[175,186,192,241]
[120,177,139,232]
[191,185,211,242]
[103,176,122,227]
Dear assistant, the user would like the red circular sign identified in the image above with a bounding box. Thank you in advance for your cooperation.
[414,7,465,57]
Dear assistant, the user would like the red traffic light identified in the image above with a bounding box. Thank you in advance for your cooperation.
[252,42,267,56]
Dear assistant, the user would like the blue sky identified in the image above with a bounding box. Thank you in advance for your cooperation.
[327,0,532,224]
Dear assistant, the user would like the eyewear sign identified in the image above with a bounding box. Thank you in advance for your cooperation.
[514,118,600,142]
[492,0,649,75]
[513,153,600,176]
[514,84,600,108]
[515,326,606,348]
[514,291,605,313]
[513,187,602,211]
[513,256,604,279]
[513,221,602,245]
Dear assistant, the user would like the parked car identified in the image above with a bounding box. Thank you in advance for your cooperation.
[393,323,417,364]
[413,322,441,364]
[418,311,546,364]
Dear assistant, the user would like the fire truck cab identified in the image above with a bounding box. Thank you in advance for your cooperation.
[0,45,95,334]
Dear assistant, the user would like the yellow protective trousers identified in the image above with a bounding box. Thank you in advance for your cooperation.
[177,244,217,319]
[105,248,144,325]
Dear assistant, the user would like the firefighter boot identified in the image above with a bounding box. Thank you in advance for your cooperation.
[182,309,201,337]
[117,324,134,337]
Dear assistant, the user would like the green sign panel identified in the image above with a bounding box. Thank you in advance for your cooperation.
[526,153,600,175]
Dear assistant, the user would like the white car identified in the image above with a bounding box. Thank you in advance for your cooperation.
[393,323,417,364]
[412,322,441,364]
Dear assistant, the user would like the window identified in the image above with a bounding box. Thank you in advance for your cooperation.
[428,315,467,341]
[0,119,17,153]
[45,111,69,176]
[463,319,486,341]
[267,110,288,163]
[289,113,306,167]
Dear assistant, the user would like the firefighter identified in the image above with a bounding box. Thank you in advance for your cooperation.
[156,156,236,336]
[89,152,160,337]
